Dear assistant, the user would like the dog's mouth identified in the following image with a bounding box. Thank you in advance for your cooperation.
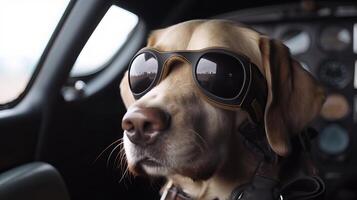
[139,157,163,167]
[130,157,168,176]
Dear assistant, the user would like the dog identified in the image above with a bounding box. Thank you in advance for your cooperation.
[120,19,325,200]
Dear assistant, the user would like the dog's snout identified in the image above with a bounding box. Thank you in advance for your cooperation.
[122,107,170,145]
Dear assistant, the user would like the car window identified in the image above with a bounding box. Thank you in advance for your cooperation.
[0,2,138,105]
[71,5,138,77]
[0,0,70,105]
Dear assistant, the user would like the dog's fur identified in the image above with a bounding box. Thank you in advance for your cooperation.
[120,20,325,200]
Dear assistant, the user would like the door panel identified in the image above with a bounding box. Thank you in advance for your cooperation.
[0,0,158,199]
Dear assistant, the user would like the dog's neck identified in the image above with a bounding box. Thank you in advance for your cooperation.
[167,133,259,200]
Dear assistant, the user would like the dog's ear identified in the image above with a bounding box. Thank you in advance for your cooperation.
[259,36,325,157]
[120,71,135,108]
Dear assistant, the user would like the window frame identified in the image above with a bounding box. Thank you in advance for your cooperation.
[69,11,140,79]
[63,19,146,101]
[65,22,140,88]
[70,5,139,78]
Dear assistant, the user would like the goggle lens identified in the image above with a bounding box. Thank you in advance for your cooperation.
[196,52,245,99]
[129,52,158,94]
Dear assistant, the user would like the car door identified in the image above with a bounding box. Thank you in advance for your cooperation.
[0,0,160,199]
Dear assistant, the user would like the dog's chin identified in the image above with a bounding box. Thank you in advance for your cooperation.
[128,154,221,182]
[124,133,223,180]
[176,154,221,181]
[142,165,170,176]
[128,158,169,177]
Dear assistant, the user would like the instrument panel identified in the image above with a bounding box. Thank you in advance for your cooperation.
[219,2,357,199]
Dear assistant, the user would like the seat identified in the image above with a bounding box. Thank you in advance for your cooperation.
[0,162,70,200]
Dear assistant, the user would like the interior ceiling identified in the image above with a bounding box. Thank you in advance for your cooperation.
[114,0,354,29]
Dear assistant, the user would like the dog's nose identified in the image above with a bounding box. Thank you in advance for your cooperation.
[122,107,170,145]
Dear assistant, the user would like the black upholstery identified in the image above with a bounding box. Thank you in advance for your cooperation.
[0,162,70,200]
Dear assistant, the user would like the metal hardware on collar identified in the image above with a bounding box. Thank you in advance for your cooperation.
[237,193,283,200]
[161,182,193,200]
[238,193,243,199]
[230,175,281,200]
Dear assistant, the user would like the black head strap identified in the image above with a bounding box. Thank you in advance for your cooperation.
[241,63,267,124]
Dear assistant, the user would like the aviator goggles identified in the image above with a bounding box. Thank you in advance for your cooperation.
[128,47,267,123]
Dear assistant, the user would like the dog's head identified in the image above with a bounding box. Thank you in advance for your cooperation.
[120,20,325,181]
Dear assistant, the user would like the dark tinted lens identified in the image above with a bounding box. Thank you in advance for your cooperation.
[196,52,245,99]
[129,52,158,94]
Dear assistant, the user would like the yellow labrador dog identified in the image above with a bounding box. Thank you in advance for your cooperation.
[120,20,325,200]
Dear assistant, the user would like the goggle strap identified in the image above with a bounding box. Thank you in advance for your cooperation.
[242,64,267,124]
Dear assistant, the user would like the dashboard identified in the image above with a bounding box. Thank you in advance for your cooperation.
[218,2,357,199]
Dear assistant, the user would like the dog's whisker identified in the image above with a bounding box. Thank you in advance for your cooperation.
[120,166,134,186]
[187,129,207,153]
[107,144,121,168]
[113,149,123,170]
[127,173,133,186]
[119,146,125,152]
[92,138,122,165]
[119,150,127,171]
[187,129,207,145]
[119,167,128,183]
[117,145,128,171]
[193,138,205,154]
[113,143,125,170]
